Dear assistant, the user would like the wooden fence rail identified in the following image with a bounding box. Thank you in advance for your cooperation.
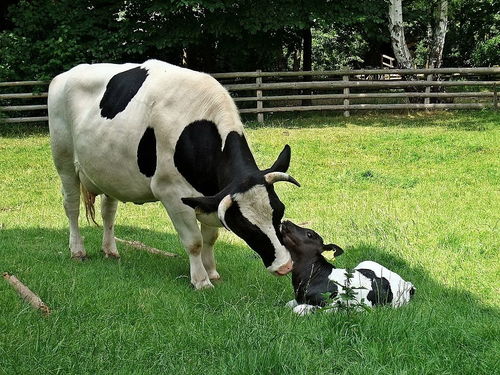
[1,67,498,123]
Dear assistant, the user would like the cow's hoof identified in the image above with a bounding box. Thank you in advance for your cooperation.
[208,271,221,281]
[192,279,214,290]
[104,251,121,259]
[71,252,88,261]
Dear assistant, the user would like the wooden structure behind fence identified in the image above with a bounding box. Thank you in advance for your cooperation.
[1,67,498,124]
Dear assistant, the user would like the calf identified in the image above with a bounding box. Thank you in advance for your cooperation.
[281,221,415,315]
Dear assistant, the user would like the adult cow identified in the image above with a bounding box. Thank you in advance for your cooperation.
[48,60,299,289]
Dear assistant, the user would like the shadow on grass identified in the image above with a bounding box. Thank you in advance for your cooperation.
[2,224,497,317]
[1,226,498,373]
[0,224,262,287]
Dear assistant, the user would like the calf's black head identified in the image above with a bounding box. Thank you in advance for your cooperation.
[281,220,344,305]
[281,221,344,263]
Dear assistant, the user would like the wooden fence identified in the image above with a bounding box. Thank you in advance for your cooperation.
[1,67,498,124]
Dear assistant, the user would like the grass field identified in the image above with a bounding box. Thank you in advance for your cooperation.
[1,111,499,374]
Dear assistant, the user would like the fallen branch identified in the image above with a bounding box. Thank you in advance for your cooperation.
[114,237,178,258]
[3,273,51,315]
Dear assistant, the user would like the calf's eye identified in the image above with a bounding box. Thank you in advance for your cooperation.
[307,232,313,238]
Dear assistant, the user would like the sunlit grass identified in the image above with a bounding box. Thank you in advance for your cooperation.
[1,111,499,374]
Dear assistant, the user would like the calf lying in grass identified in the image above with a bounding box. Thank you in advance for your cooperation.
[281,221,415,315]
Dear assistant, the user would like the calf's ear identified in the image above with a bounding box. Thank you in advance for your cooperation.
[181,196,220,213]
[323,243,344,257]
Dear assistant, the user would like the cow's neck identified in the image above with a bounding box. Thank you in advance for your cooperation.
[218,131,260,188]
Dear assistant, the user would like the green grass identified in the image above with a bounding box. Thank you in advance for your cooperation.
[1,111,499,374]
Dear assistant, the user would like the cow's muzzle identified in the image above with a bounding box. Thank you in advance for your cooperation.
[274,259,293,276]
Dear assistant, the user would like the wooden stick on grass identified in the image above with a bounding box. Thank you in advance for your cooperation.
[114,237,178,258]
[3,273,51,315]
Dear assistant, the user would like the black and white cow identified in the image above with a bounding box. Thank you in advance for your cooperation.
[280,221,415,315]
[48,60,299,289]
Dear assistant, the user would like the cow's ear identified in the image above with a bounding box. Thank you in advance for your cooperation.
[322,243,344,257]
[181,196,219,213]
[269,144,291,172]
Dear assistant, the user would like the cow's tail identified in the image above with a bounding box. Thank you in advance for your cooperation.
[81,183,99,226]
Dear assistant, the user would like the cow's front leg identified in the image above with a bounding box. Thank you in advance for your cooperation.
[162,202,213,289]
[201,224,220,280]
[101,195,120,258]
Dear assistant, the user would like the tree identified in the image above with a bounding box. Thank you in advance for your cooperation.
[426,0,448,68]
[444,0,499,66]
[1,0,386,79]
[388,0,415,68]
[388,0,449,68]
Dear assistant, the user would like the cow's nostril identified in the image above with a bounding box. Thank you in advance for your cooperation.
[275,259,293,275]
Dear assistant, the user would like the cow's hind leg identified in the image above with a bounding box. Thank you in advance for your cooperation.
[201,224,220,280]
[101,195,120,258]
[60,173,86,260]
[49,77,87,260]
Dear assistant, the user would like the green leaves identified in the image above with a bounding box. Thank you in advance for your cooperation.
[320,269,371,314]
[1,0,494,80]
[0,0,388,78]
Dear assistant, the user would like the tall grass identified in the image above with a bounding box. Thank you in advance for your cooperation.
[1,111,499,374]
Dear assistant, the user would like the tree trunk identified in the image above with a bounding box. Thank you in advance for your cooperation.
[427,0,448,68]
[388,0,415,69]
[292,48,301,71]
[301,27,312,106]
[302,27,312,72]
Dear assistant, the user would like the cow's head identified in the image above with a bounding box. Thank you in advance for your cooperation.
[182,145,299,275]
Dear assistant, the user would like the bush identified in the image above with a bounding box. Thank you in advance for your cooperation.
[472,35,500,66]
[312,27,368,70]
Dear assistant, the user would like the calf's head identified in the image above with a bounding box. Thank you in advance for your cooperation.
[182,145,299,275]
[280,221,344,263]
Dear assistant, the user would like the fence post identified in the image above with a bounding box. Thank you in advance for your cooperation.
[424,73,433,109]
[343,75,350,117]
[256,70,264,123]
[494,83,498,111]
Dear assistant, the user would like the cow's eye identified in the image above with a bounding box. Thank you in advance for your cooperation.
[307,232,313,238]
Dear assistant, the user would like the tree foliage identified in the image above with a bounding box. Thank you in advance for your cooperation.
[445,0,499,66]
[0,0,497,80]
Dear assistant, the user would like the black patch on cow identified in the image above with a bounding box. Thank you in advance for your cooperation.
[174,120,223,196]
[100,67,148,119]
[137,127,157,177]
[356,268,393,306]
